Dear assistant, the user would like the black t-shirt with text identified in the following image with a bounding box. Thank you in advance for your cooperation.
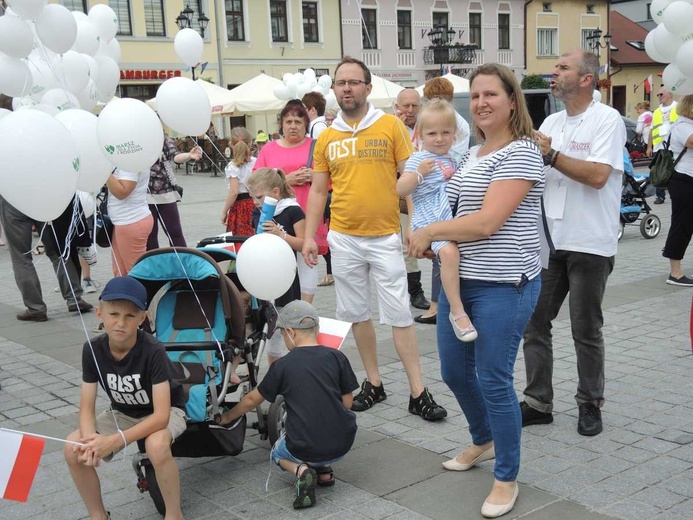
[82,330,186,418]
[258,345,359,462]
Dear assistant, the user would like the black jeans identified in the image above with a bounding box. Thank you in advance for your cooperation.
[663,172,693,261]
[522,250,614,412]
[147,202,186,250]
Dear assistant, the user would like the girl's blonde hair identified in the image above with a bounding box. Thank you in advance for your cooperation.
[416,98,457,136]
[246,167,295,200]
[230,127,252,167]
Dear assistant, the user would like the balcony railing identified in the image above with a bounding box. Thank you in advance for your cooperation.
[397,50,416,68]
[497,51,512,65]
[423,44,477,65]
[361,50,381,69]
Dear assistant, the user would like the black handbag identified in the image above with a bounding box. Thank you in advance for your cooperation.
[649,136,687,188]
[95,188,114,248]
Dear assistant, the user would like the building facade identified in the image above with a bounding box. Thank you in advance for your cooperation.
[340,0,526,87]
[524,0,609,80]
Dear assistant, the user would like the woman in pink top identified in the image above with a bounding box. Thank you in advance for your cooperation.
[254,102,318,301]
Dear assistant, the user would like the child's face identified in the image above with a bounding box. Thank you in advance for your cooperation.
[419,117,456,156]
[96,300,147,351]
[250,186,280,209]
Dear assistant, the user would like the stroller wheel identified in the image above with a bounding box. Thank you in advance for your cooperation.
[618,221,624,241]
[640,214,661,239]
[145,462,167,516]
[268,395,287,446]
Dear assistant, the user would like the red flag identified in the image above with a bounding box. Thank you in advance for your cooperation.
[644,75,653,94]
[317,317,352,350]
[0,431,45,502]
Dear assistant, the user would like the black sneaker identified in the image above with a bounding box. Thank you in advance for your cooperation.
[577,403,602,436]
[409,388,447,421]
[293,466,317,509]
[666,275,693,287]
[654,197,665,205]
[520,401,553,427]
[351,379,387,412]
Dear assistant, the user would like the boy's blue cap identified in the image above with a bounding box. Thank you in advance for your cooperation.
[279,300,319,329]
[99,276,147,310]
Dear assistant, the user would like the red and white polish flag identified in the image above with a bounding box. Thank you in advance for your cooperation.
[317,317,352,350]
[0,430,44,502]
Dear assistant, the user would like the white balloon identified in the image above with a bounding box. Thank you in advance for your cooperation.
[675,40,693,77]
[662,62,693,95]
[36,4,77,55]
[663,1,693,35]
[0,110,80,221]
[32,102,60,116]
[318,74,332,89]
[273,84,293,100]
[0,108,11,120]
[592,90,602,103]
[97,98,164,172]
[653,24,685,62]
[78,190,96,218]
[6,0,46,21]
[88,4,118,43]
[12,96,36,110]
[96,87,116,104]
[28,55,57,100]
[94,55,120,94]
[174,28,203,68]
[155,77,211,136]
[0,55,33,97]
[296,82,312,98]
[98,38,121,63]
[83,54,99,84]
[644,31,668,63]
[72,11,87,23]
[294,72,305,84]
[236,233,297,301]
[325,91,338,110]
[650,0,675,23]
[61,51,90,93]
[303,68,316,82]
[56,109,114,192]
[74,79,99,112]
[0,14,33,58]
[73,20,100,57]
[311,85,327,95]
[41,88,80,111]
[282,72,293,85]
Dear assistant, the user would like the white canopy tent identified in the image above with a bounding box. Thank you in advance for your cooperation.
[226,73,286,114]
[415,73,470,97]
[367,75,405,109]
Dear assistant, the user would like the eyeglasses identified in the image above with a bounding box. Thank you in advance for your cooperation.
[334,80,368,88]
[657,93,664,97]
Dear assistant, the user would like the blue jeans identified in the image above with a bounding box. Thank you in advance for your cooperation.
[438,276,541,482]
[271,436,343,468]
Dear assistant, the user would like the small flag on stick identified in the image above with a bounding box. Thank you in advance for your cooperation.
[0,430,45,502]
[317,317,352,350]
[644,74,653,94]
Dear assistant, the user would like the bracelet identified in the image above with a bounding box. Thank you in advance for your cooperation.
[116,428,127,451]
[551,151,560,167]
[416,172,424,185]
[542,148,556,166]
[283,231,287,240]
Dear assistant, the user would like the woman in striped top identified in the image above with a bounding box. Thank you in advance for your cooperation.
[409,63,544,519]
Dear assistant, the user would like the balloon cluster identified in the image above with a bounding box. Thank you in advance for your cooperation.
[645,0,693,95]
[0,1,164,222]
[273,68,337,109]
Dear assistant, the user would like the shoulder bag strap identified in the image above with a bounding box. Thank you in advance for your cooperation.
[306,139,317,168]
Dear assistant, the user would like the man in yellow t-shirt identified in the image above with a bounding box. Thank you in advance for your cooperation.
[301,57,446,421]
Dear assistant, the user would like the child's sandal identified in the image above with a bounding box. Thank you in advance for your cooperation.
[315,465,335,487]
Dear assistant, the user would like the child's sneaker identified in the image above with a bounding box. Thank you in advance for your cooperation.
[293,465,317,509]
[82,277,98,294]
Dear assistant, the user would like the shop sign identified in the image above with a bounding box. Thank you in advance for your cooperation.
[120,70,183,80]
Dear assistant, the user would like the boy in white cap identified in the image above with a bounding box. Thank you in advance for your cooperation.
[64,276,187,520]
[218,300,359,509]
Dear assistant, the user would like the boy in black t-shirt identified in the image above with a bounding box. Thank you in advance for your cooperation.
[218,300,359,509]
[64,276,187,520]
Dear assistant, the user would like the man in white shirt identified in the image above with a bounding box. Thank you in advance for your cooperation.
[394,88,430,311]
[521,50,626,437]
[302,92,329,140]
[647,87,678,204]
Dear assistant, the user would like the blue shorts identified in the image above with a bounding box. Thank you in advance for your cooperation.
[270,436,344,468]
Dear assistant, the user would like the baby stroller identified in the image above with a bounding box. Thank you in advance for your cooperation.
[619,172,661,241]
[127,244,285,515]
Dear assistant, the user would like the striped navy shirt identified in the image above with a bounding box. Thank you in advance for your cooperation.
[446,139,545,283]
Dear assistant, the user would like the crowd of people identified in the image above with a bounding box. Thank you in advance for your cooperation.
[2,49,693,519]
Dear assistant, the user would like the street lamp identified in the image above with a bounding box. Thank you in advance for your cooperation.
[422,26,477,71]
[586,28,611,58]
[175,4,209,80]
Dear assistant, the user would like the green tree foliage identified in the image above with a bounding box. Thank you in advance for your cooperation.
[521,74,549,90]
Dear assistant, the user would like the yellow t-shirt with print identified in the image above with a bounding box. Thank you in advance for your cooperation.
[313,114,413,236]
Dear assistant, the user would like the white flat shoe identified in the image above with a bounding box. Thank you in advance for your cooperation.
[442,445,495,471]
[449,313,478,342]
[481,483,519,518]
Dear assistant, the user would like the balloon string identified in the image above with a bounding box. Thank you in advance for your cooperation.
[186,135,227,176]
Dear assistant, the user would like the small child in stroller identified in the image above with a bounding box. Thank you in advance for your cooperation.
[218,300,359,509]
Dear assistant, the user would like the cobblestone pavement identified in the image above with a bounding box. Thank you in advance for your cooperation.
[1,167,692,520]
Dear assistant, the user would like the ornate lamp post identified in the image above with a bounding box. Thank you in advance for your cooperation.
[175,4,209,80]
[422,26,477,76]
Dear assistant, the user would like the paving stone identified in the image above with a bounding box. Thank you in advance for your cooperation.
[630,486,687,510]
[601,499,662,520]
[350,497,404,519]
